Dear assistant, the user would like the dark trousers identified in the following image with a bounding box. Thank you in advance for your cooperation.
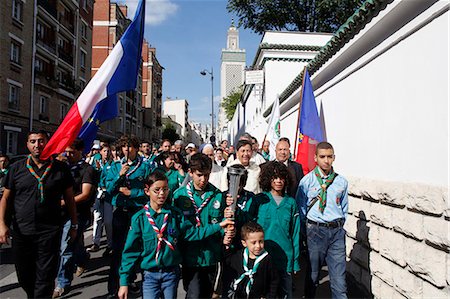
[108,207,136,296]
[182,265,218,299]
[305,223,347,299]
[12,228,61,298]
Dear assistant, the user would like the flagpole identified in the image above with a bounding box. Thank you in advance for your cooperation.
[294,66,308,160]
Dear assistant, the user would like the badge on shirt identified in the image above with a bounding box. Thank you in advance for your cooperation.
[213,200,221,209]
[211,218,218,224]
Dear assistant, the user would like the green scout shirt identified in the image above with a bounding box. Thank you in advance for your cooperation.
[119,204,222,286]
[105,157,154,207]
[255,192,301,273]
[172,183,226,267]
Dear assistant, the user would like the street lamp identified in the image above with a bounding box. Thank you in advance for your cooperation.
[200,67,215,144]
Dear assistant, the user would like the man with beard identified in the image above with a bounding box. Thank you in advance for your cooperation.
[0,130,77,298]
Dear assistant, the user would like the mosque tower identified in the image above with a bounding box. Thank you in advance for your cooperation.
[218,19,246,142]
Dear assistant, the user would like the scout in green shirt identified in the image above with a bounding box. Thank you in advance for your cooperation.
[255,161,301,299]
[154,151,185,197]
[118,171,232,299]
[172,153,232,299]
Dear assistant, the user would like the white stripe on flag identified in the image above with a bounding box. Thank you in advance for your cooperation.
[77,41,124,122]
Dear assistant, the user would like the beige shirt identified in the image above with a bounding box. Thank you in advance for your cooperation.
[221,159,261,194]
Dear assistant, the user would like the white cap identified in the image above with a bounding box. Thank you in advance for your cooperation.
[92,144,101,150]
[185,143,195,149]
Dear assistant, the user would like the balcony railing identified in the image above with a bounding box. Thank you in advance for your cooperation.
[38,0,57,19]
[58,47,73,65]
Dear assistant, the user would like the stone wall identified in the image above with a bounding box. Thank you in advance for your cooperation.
[344,177,449,298]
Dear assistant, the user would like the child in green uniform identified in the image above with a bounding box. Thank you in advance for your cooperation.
[172,153,231,298]
[118,171,233,299]
[155,151,185,197]
[255,161,301,298]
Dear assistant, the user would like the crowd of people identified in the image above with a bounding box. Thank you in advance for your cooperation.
[0,130,348,299]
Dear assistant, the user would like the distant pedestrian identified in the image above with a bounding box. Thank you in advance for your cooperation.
[0,130,77,298]
[296,142,348,299]
[0,153,10,198]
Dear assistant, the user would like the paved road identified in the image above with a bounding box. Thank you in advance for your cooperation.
[0,227,367,298]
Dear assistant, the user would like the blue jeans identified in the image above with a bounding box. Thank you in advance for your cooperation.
[142,267,180,299]
[278,270,293,299]
[305,223,347,299]
[56,217,89,289]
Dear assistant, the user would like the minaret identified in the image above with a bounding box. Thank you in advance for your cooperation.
[218,19,246,142]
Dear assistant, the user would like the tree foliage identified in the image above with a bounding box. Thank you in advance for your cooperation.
[227,0,364,34]
[162,123,180,143]
[222,86,244,121]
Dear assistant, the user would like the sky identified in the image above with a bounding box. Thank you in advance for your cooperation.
[122,0,263,125]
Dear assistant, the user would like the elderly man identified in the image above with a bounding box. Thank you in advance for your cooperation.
[274,137,304,198]
[202,144,225,191]
[221,140,261,194]
[226,133,266,166]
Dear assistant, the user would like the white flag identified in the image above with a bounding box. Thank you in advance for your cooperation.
[264,97,280,160]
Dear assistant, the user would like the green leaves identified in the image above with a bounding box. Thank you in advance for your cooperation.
[221,86,244,121]
[227,0,364,34]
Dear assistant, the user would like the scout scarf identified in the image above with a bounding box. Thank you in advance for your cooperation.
[314,166,337,213]
[121,156,142,187]
[26,155,53,203]
[144,204,175,263]
[231,248,268,298]
[186,182,215,227]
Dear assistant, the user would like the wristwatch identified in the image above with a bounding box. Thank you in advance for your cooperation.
[70,224,79,230]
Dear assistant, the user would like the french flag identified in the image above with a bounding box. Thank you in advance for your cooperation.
[41,0,146,160]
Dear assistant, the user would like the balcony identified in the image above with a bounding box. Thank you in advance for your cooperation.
[38,0,57,19]
[37,38,56,55]
[58,74,75,93]
[58,14,75,34]
[58,47,73,65]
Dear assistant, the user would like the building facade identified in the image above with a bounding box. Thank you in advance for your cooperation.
[92,0,143,144]
[218,20,246,143]
[142,40,163,144]
[0,0,94,156]
[163,98,188,140]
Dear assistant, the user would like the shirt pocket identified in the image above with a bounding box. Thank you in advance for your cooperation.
[208,207,222,224]
[142,234,157,254]
[307,188,319,200]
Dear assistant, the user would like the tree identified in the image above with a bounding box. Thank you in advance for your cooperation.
[222,86,244,121]
[162,123,180,143]
[227,0,364,34]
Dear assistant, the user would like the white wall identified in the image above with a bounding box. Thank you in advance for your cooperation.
[311,2,449,187]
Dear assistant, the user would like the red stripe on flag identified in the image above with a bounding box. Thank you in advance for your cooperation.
[295,135,318,175]
[41,103,83,160]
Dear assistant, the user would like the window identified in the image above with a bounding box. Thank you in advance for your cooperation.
[60,102,69,120]
[80,21,87,39]
[6,131,18,155]
[82,0,87,10]
[80,50,86,69]
[8,84,20,110]
[10,41,21,64]
[40,96,49,115]
[35,57,43,72]
[12,0,23,22]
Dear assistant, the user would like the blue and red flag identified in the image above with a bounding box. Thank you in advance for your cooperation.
[41,0,146,159]
[295,69,324,175]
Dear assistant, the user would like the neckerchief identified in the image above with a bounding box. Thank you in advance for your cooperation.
[231,248,268,298]
[0,169,8,176]
[314,166,337,213]
[144,204,175,263]
[186,182,214,227]
[26,155,53,203]
[121,156,142,185]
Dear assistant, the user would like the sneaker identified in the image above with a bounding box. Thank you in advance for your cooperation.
[75,266,85,277]
[87,244,100,252]
[102,247,113,257]
[52,287,65,298]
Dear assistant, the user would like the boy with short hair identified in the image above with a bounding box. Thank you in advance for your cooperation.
[225,222,279,299]
[172,153,228,298]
